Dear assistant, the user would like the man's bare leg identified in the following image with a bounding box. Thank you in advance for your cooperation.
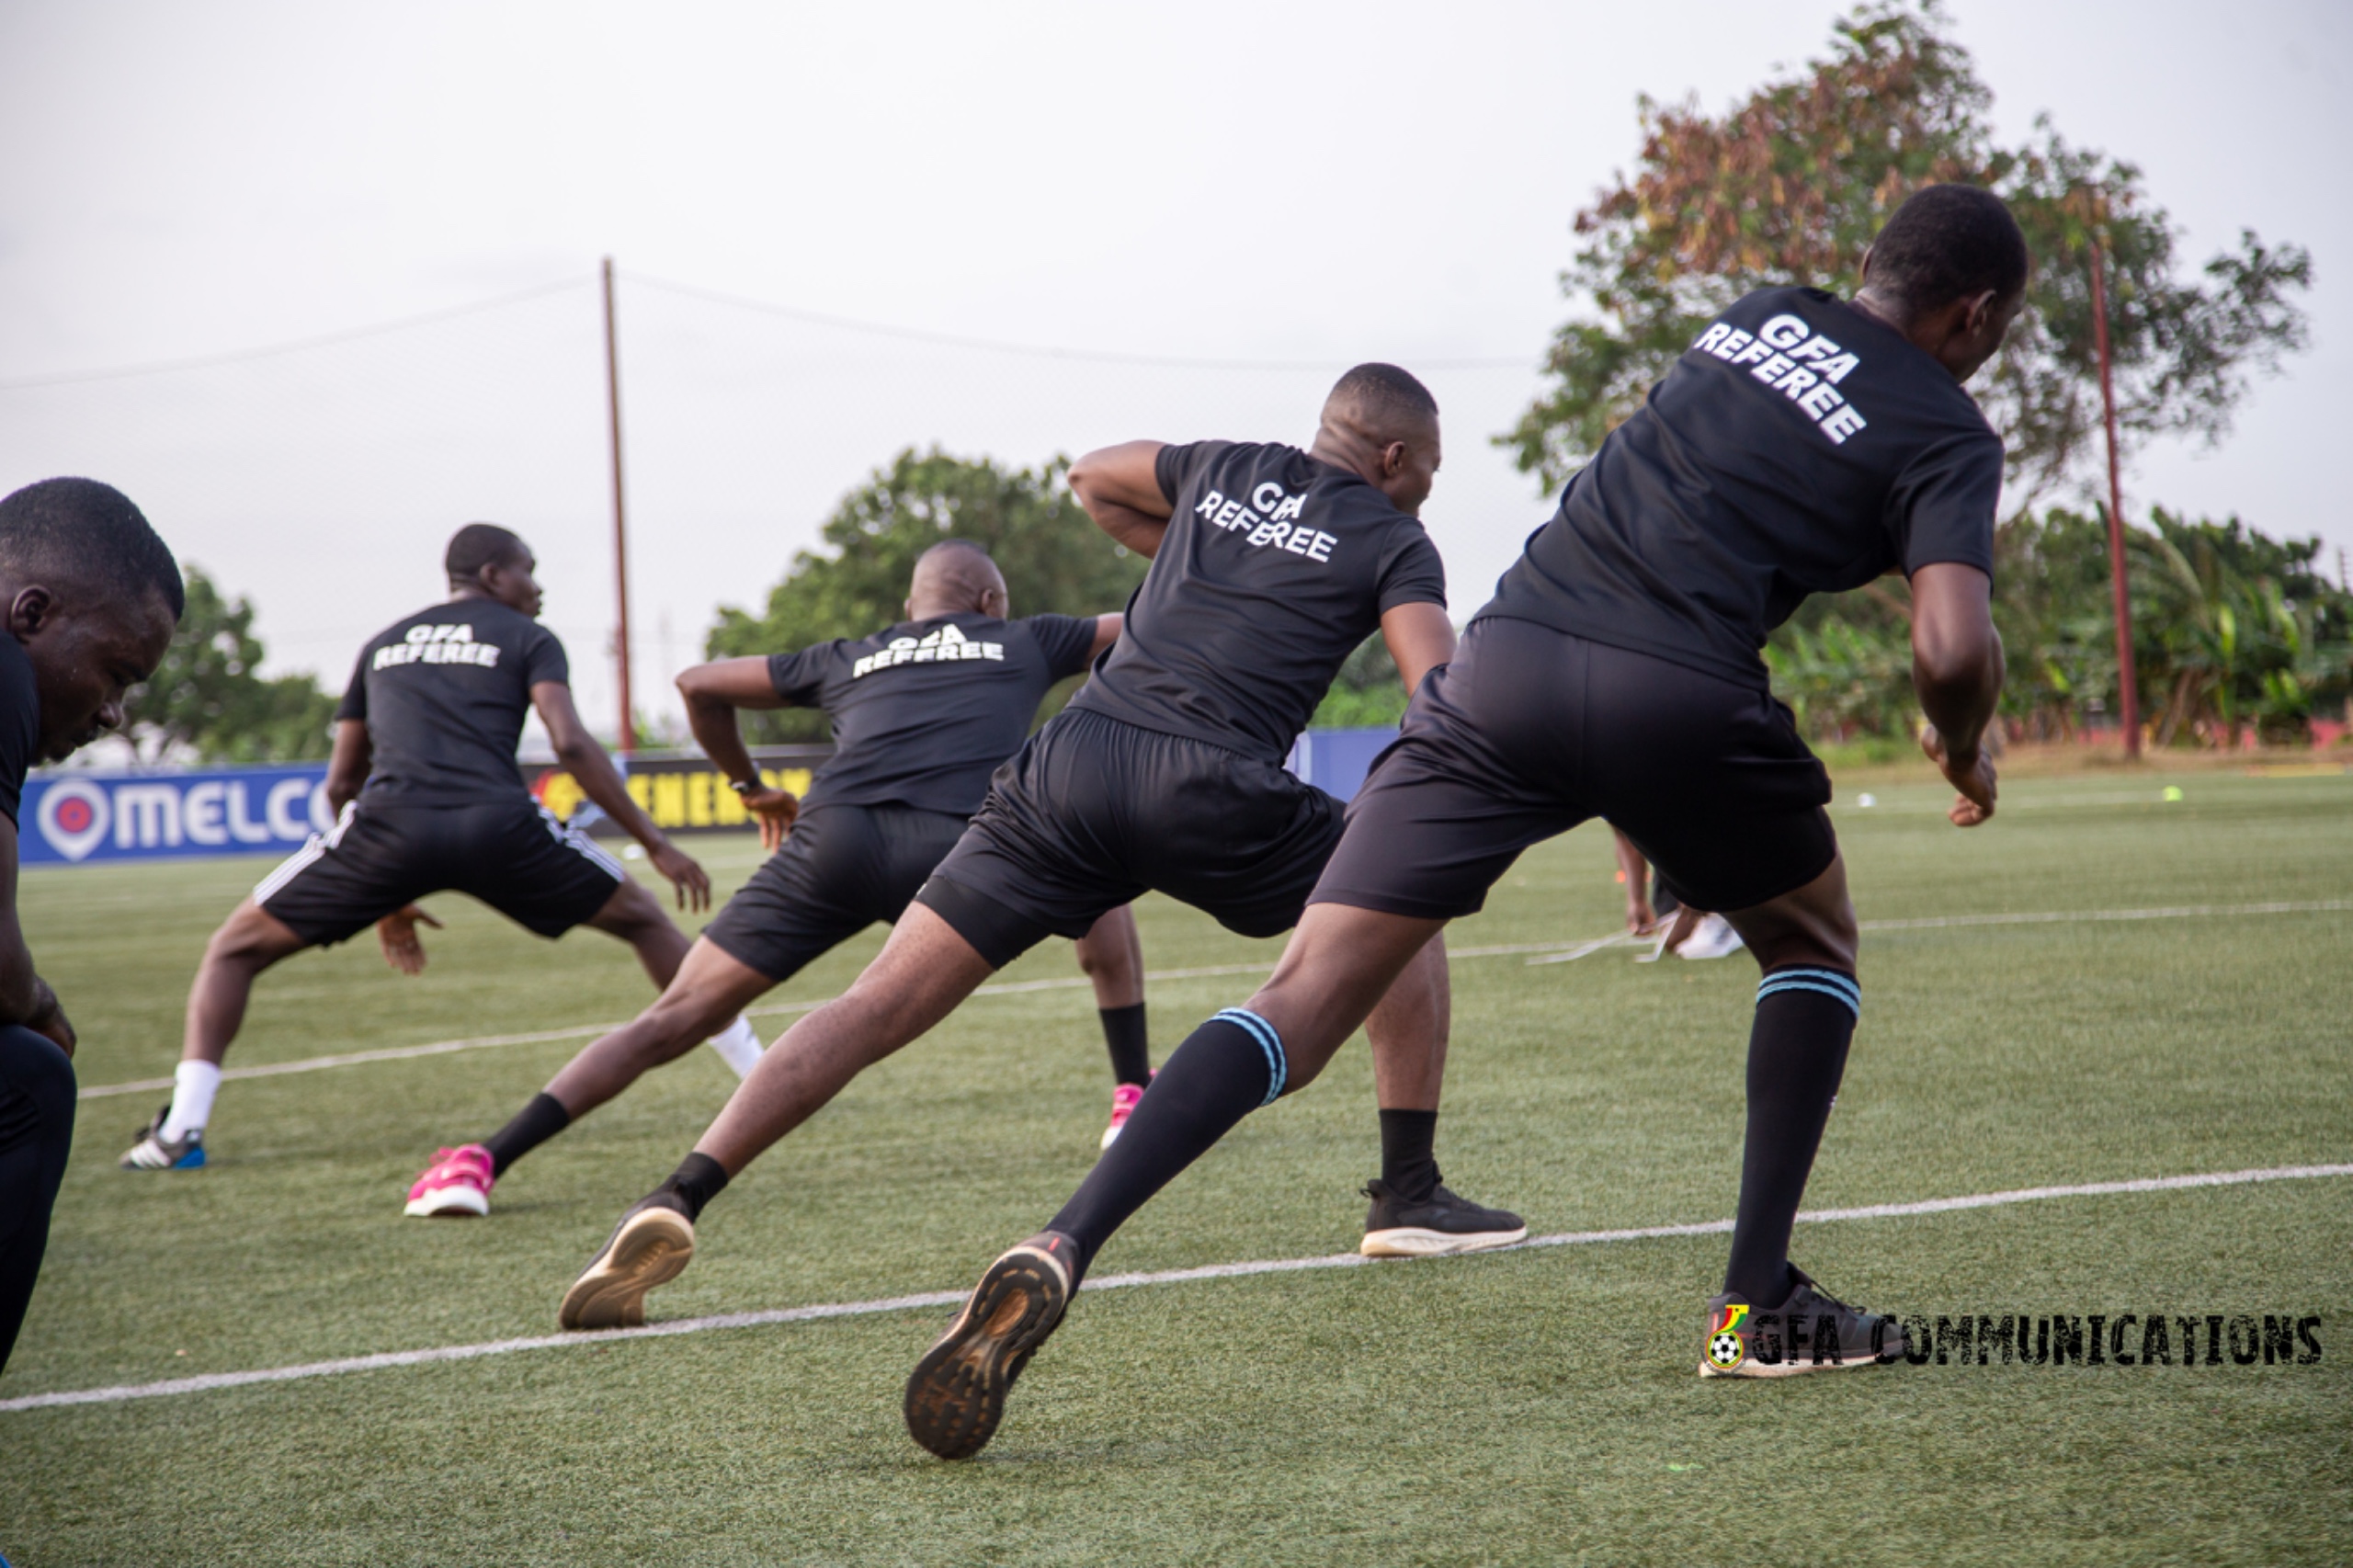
[1075,903,1154,1144]
[542,941,774,1118]
[692,904,995,1173]
[183,900,311,1069]
[581,877,695,990]
[559,903,997,1328]
[404,938,779,1214]
[122,900,313,1165]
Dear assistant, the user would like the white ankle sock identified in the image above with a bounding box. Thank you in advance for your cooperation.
[159,1061,222,1141]
[706,1017,764,1078]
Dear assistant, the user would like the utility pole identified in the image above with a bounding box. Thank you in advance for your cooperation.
[601,256,634,757]
[2087,229,2141,759]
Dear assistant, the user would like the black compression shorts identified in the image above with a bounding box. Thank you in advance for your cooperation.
[915,709,1346,969]
[254,799,625,946]
[699,803,969,982]
[1312,617,1836,921]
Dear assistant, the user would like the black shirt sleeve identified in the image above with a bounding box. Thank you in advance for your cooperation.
[334,644,370,723]
[1153,441,1227,508]
[767,645,835,707]
[1888,431,2004,583]
[0,634,38,826]
[1023,615,1102,681]
[520,625,570,688]
[1373,528,1449,615]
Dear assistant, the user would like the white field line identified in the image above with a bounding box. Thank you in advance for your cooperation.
[4,1161,2344,1415]
[74,899,2353,1101]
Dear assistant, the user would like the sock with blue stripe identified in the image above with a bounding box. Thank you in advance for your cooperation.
[1722,967,1859,1307]
[1047,1008,1286,1281]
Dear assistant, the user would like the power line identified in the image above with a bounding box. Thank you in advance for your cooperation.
[0,278,594,391]
[0,270,1539,390]
[623,270,1535,372]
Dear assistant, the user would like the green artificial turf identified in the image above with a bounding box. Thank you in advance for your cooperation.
[2,770,2347,1565]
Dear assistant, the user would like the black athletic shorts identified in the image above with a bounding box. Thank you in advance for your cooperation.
[699,802,968,982]
[254,798,625,946]
[1312,616,1836,921]
[915,708,1347,969]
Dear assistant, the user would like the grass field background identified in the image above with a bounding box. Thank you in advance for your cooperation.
[2,766,2348,1565]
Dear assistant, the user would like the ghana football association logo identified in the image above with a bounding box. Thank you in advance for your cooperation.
[1706,1302,1751,1371]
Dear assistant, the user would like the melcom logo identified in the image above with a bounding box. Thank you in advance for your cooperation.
[31,774,334,862]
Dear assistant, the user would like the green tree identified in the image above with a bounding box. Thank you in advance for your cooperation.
[124,568,340,763]
[1503,0,2311,505]
[1758,509,2353,747]
[708,449,1149,742]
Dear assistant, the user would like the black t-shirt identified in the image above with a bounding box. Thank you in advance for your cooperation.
[767,612,1100,815]
[1067,440,1448,762]
[336,597,570,805]
[0,631,38,826]
[1482,285,2005,687]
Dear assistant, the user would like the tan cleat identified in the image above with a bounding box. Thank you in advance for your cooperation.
[904,1231,1076,1460]
[558,1198,696,1330]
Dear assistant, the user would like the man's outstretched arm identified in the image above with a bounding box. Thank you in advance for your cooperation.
[1069,441,1172,558]
[678,658,801,850]
[1910,561,2005,826]
[1376,602,1457,699]
[0,819,68,1053]
[531,680,711,909]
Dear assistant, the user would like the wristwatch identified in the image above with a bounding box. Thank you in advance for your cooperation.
[728,778,759,797]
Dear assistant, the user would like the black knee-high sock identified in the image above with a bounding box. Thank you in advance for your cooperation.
[483,1092,571,1176]
[1722,970,1859,1307]
[1378,1108,1441,1201]
[1048,1009,1286,1279]
[1099,1003,1151,1087]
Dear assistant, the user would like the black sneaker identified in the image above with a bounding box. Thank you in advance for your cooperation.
[1358,1179,1528,1257]
[1699,1265,1906,1378]
[558,1190,696,1331]
[904,1231,1076,1460]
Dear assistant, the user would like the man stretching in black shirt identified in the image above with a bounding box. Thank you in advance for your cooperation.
[559,365,1522,1333]
[0,479,181,1373]
[404,540,1142,1216]
[906,186,2025,1456]
[123,525,742,1171]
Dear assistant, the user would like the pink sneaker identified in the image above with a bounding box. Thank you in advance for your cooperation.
[404,1143,495,1218]
[1098,1073,1154,1151]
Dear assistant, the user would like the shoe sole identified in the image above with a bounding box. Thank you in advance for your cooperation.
[904,1245,1069,1460]
[558,1207,695,1330]
[403,1187,490,1219]
[1699,1348,1900,1378]
[1098,1124,1124,1152]
[119,1145,205,1171]
[1359,1223,1529,1258]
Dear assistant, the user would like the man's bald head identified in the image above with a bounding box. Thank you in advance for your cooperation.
[1313,363,1443,517]
[906,539,1009,620]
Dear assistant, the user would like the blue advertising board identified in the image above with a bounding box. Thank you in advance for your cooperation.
[21,766,335,867]
[16,729,1404,869]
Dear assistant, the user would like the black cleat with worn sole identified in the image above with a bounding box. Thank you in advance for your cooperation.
[558,1191,696,1331]
[904,1231,1076,1460]
[1699,1265,1907,1378]
[1359,1179,1528,1257]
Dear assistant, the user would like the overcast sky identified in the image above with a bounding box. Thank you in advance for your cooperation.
[2,0,2345,739]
